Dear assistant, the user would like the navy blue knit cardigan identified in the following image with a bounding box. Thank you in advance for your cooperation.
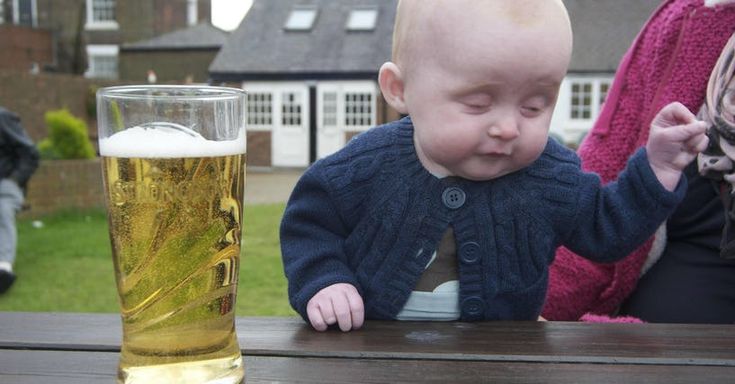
[280,117,686,321]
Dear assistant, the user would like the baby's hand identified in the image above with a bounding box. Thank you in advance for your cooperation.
[646,102,709,191]
[306,283,364,332]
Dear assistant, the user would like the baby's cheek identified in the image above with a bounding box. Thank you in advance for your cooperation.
[517,137,548,164]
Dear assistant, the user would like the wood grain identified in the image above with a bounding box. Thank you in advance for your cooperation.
[2,312,735,383]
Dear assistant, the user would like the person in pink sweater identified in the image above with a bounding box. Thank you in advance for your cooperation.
[542,0,735,323]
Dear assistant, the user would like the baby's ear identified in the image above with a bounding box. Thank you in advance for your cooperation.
[378,62,408,114]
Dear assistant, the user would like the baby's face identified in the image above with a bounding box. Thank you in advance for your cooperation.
[403,0,572,180]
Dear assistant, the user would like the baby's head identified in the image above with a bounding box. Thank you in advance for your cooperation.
[379,0,572,180]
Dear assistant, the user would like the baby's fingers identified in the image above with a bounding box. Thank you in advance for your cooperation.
[655,102,698,127]
[347,290,365,330]
[306,300,331,331]
[683,130,709,153]
[332,295,356,332]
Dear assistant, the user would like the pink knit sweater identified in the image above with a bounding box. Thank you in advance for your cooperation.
[542,0,735,321]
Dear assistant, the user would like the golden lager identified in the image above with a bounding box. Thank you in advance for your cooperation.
[101,127,246,384]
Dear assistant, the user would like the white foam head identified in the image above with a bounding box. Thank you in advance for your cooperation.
[99,125,246,158]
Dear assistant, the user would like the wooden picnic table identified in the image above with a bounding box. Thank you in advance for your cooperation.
[0,311,734,383]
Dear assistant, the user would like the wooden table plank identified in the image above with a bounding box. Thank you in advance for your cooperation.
[0,350,117,384]
[2,349,734,384]
[2,312,734,366]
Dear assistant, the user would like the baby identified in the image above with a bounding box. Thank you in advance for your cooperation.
[280,0,709,331]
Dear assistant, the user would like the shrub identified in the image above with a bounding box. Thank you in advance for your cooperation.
[86,85,98,119]
[39,109,95,160]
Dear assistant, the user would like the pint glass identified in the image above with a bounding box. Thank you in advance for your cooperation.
[97,86,246,384]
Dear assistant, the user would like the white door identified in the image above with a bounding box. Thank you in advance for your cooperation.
[316,81,377,159]
[317,83,342,158]
[273,86,309,167]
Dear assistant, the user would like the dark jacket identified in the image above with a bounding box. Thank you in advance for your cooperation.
[0,107,40,189]
[280,117,687,322]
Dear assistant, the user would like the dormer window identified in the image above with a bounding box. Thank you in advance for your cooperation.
[285,7,317,31]
[346,8,378,31]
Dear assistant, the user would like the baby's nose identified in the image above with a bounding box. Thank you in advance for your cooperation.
[487,114,520,140]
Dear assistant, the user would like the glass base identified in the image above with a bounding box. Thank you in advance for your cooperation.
[118,355,244,384]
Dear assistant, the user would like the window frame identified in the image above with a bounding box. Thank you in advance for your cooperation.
[187,0,197,27]
[12,0,37,27]
[346,8,378,31]
[247,92,274,129]
[85,0,118,30]
[85,44,119,79]
[568,77,611,122]
[284,6,318,31]
[343,91,374,128]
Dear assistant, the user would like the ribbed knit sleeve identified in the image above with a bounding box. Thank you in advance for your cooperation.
[280,164,361,320]
[280,121,408,320]
[561,147,687,262]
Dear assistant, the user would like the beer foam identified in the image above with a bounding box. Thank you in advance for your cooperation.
[100,126,246,157]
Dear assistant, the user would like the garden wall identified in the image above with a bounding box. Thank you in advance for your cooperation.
[22,159,105,218]
[0,70,117,146]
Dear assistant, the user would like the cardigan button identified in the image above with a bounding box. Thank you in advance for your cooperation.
[461,296,485,318]
[459,242,480,264]
[442,187,466,209]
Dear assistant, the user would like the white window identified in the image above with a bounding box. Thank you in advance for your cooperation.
[187,0,197,26]
[344,92,373,127]
[247,92,273,127]
[13,0,36,27]
[569,78,612,121]
[0,0,5,24]
[570,82,592,120]
[85,45,118,79]
[346,8,378,31]
[282,92,303,126]
[599,81,611,108]
[284,7,317,31]
[322,92,338,126]
[86,0,118,30]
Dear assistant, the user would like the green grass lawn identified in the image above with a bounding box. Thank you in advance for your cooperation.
[0,204,297,317]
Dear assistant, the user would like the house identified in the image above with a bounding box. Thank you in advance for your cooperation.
[210,0,397,168]
[553,0,661,145]
[120,22,229,83]
[211,0,663,168]
[0,0,212,77]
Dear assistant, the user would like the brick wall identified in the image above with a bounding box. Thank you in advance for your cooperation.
[0,25,54,71]
[0,70,117,145]
[247,131,271,167]
[22,158,105,218]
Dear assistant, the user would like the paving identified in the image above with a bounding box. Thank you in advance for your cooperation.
[243,168,303,204]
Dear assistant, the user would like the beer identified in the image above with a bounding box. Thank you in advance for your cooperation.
[101,126,246,384]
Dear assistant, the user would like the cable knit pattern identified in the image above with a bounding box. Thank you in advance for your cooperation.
[543,0,735,321]
[281,118,686,322]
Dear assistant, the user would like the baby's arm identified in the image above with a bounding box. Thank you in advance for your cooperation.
[307,283,364,332]
[281,166,363,331]
[646,102,709,191]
